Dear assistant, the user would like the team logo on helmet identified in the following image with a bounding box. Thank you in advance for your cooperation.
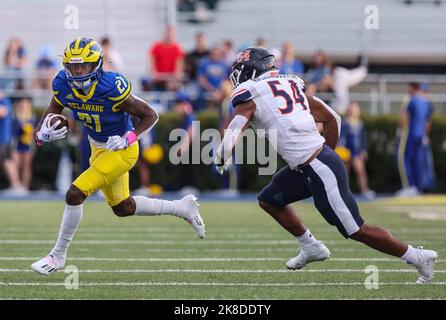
[236,50,251,63]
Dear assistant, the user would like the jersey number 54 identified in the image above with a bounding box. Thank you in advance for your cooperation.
[267,80,307,114]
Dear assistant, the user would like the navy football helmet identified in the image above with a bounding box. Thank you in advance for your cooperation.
[230,47,277,88]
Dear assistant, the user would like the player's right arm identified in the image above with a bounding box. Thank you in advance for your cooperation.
[306,95,341,150]
[35,97,64,133]
[214,99,256,174]
[34,79,68,145]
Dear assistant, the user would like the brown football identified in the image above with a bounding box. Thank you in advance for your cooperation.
[48,114,69,130]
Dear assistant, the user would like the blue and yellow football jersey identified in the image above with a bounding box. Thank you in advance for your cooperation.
[52,70,134,142]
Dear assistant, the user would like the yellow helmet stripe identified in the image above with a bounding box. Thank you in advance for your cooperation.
[74,37,82,50]
[83,40,97,55]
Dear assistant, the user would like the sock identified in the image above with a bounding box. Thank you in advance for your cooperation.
[296,229,318,247]
[133,196,184,217]
[50,204,83,260]
[401,245,419,265]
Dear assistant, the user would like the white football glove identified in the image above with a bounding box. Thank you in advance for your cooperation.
[106,131,138,151]
[214,154,231,175]
[36,114,68,144]
[106,135,128,151]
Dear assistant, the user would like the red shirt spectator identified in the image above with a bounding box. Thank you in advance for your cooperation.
[151,41,184,74]
[148,26,184,90]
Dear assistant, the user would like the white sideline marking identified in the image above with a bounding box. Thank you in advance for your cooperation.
[0,245,420,253]
[0,257,282,262]
[1,281,445,286]
[0,256,445,262]
[3,226,446,234]
[0,239,439,245]
[109,248,446,253]
[3,229,446,236]
[1,268,445,273]
[0,225,444,234]
[1,298,445,301]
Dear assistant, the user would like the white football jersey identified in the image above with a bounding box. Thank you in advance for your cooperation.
[230,71,325,169]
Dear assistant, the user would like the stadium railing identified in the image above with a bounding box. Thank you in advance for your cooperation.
[1,72,446,114]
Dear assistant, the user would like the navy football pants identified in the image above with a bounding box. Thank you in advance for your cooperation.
[258,145,364,238]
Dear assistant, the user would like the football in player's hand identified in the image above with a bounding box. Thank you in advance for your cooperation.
[48,114,69,130]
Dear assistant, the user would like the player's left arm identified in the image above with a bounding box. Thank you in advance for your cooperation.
[214,99,256,174]
[120,94,159,138]
[306,95,341,150]
[106,94,159,152]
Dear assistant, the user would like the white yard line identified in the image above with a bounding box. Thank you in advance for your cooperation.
[1,281,445,286]
[0,298,444,300]
[1,268,445,273]
[0,239,440,245]
[108,247,446,253]
[2,229,446,236]
[2,225,446,233]
[0,256,445,262]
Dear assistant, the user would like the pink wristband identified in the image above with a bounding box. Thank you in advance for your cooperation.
[35,132,43,146]
[126,131,137,145]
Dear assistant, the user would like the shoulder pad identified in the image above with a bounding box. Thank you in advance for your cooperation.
[230,81,254,107]
[106,72,132,103]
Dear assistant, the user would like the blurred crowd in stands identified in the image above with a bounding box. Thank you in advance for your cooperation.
[0,26,436,197]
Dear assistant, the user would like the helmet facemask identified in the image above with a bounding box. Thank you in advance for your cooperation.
[64,57,103,90]
[229,65,243,88]
[230,64,257,89]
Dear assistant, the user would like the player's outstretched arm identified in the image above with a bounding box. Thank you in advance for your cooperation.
[214,100,256,174]
[306,95,341,150]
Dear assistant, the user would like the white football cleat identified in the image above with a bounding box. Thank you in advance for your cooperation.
[179,194,205,239]
[31,254,65,276]
[286,241,331,270]
[410,247,438,284]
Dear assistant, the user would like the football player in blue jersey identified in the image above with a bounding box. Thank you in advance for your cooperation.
[31,37,205,275]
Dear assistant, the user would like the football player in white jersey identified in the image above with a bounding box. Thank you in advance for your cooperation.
[214,47,438,284]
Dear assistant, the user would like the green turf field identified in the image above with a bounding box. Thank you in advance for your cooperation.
[0,197,445,300]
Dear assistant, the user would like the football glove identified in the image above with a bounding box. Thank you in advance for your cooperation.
[213,154,231,175]
[106,131,137,151]
[35,114,68,145]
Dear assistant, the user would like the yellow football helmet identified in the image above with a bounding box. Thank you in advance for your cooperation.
[62,37,103,90]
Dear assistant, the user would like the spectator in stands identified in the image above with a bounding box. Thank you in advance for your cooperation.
[147,25,185,91]
[305,50,332,95]
[341,102,376,199]
[0,91,12,166]
[197,45,230,110]
[173,92,198,192]
[418,82,436,191]
[279,42,304,77]
[31,46,57,90]
[175,92,195,156]
[331,56,368,114]
[396,82,434,196]
[11,96,36,191]
[0,90,26,195]
[221,39,235,68]
[3,37,28,90]
[101,37,125,72]
[255,37,268,48]
[185,32,210,81]
[270,48,283,70]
